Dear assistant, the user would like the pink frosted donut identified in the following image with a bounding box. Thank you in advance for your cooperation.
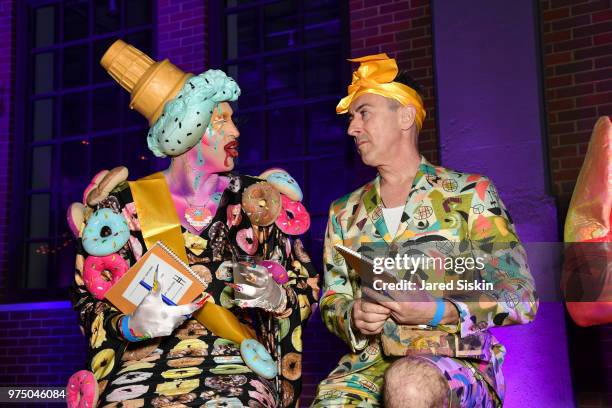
[236,227,258,255]
[67,370,98,408]
[259,260,289,284]
[83,253,129,300]
[276,194,310,235]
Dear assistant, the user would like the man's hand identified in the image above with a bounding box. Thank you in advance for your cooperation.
[361,286,459,326]
[351,297,391,335]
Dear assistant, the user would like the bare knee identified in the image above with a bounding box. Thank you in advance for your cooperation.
[383,357,449,408]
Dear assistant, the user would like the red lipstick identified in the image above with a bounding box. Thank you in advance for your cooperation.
[223,141,239,166]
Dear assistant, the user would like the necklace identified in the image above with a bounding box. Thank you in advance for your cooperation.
[182,175,222,232]
[167,159,222,232]
[184,196,214,232]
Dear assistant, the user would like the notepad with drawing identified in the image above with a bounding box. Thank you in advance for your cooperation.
[105,241,206,314]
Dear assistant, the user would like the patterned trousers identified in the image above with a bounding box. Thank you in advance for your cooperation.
[312,354,500,407]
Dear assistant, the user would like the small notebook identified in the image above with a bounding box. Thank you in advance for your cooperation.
[105,241,206,314]
[334,244,399,285]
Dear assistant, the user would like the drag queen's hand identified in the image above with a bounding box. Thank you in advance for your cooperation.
[127,281,203,339]
[233,263,287,313]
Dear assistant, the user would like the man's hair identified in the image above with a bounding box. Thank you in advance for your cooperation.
[388,71,424,111]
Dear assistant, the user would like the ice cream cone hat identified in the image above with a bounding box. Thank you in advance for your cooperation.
[100,39,192,126]
[100,39,240,157]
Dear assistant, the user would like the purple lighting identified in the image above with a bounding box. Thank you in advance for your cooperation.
[433,1,573,406]
[0,301,71,312]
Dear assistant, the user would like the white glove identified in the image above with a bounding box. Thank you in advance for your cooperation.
[233,263,287,313]
[127,280,202,339]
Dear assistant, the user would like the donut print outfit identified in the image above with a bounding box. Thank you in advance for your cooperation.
[70,173,320,407]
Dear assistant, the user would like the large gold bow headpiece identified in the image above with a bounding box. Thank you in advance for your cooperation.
[336,53,426,129]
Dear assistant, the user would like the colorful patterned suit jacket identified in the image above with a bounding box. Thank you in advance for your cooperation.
[320,156,539,403]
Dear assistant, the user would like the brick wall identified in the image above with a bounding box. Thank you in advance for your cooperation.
[0,303,86,408]
[540,1,612,407]
[0,304,87,383]
[349,0,438,164]
[157,0,208,74]
[0,0,15,289]
[541,0,612,220]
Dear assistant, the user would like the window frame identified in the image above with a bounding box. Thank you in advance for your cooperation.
[6,0,157,302]
[208,0,352,262]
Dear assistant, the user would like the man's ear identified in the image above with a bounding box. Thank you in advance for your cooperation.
[399,105,416,130]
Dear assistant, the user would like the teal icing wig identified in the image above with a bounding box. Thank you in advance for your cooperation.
[147,69,241,157]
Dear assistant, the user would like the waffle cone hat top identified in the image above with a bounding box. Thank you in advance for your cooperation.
[100,39,193,125]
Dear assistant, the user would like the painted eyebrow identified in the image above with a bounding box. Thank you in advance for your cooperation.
[214,110,231,118]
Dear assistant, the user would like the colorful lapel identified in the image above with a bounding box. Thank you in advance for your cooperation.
[346,180,373,234]
[362,176,389,242]
[393,156,437,240]
[361,155,437,244]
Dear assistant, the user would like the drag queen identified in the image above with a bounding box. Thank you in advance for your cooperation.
[67,40,319,407]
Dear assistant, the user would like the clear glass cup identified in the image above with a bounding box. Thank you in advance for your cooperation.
[233,255,261,298]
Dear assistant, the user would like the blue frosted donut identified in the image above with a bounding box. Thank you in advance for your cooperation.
[240,339,277,379]
[260,168,303,202]
[82,208,130,256]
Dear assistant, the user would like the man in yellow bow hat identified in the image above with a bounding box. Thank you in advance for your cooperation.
[313,54,538,407]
